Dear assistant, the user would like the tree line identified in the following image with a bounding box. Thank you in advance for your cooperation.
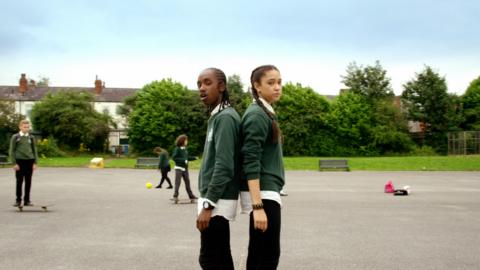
[1,61,479,157]
[121,61,480,156]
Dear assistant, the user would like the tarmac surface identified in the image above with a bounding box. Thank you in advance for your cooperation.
[1,168,480,270]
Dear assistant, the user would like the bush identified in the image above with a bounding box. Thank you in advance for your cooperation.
[36,137,65,157]
[127,79,208,156]
[0,100,24,155]
[276,82,330,156]
[409,145,438,156]
[31,91,111,152]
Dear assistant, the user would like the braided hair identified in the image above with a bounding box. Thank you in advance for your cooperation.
[204,68,231,113]
[250,65,282,143]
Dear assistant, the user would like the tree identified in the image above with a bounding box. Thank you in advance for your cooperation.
[326,92,413,156]
[370,99,414,154]
[117,94,136,119]
[401,66,453,153]
[461,75,480,130]
[275,83,331,156]
[227,74,250,116]
[30,91,111,152]
[127,79,208,155]
[326,92,377,155]
[36,76,50,87]
[341,60,394,103]
[0,100,25,154]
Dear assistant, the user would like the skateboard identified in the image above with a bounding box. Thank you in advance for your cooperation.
[15,204,53,212]
[171,198,197,204]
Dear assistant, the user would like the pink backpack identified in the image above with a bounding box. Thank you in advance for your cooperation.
[384,181,395,193]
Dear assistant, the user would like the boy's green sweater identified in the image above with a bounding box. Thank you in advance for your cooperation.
[9,134,38,164]
[198,107,241,203]
[241,103,285,192]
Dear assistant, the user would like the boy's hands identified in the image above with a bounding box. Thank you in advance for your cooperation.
[196,209,212,232]
[13,164,38,171]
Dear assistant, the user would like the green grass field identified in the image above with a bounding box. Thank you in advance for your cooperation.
[35,155,480,171]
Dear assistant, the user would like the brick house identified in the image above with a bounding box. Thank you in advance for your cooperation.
[0,74,138,152]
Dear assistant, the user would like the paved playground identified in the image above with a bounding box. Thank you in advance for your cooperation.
[1,168,479,270]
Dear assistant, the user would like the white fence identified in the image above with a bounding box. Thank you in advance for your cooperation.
[447,131,480,155]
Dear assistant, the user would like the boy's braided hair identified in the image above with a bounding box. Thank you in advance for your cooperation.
[205,68,230,113]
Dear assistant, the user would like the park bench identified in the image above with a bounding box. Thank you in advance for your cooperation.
[135,157,159,168]
[319,159,350,171]
[0,155,12,167]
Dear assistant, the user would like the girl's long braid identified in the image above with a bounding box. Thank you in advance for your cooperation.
[207,68,231,114]
[250,65,282,143]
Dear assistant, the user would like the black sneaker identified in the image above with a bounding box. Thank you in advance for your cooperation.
[24,201,34,206]
[13,201,21,207]
[156,185,162,189]
[167,186,173,189]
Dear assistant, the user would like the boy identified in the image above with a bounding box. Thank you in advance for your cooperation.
[9,120,38,207]
[196,68,241,269]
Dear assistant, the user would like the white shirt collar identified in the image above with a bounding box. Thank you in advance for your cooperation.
[19,131,29,137]
[210,103,229,116]
[254,97,275,114]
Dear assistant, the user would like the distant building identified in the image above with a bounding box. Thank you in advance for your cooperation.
[0,74,138,151]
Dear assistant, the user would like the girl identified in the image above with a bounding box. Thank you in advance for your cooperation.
[196,68,241,269]
[171,134,197,201]
[154,147,172,189]
[241,65,285,269]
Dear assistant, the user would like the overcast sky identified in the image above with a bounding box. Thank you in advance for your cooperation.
[1,0,479,95]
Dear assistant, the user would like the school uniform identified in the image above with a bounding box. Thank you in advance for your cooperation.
[171,146,196,198]
[9,131,38,204]
[156,151,172,188]
[197,104,241,270]
[241,98,285,270]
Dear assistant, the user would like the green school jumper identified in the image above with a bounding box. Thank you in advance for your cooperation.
[9,134,38,164]
[172,147,195,169]
[198,106,241,203]
[241,103,285,193]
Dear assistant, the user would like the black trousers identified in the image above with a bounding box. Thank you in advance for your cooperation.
[199,216,234,270]
[247,199,281,270]
[173,169,195,198]
[158,167,172,187]
[15,159,35,203]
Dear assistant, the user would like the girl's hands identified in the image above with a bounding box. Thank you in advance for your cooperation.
[253,209,268,232]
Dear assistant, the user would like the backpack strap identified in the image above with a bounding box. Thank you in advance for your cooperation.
[13,133,36,157]
[13,133,20,151]
[29,135,36,157]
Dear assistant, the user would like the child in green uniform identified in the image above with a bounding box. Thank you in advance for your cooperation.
[171,134,197,201]
[196,68,241,270]
[9,120,39,207]
[241,65,285,270]
[154,147,172,189]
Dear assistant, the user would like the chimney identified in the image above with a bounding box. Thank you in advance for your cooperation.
[94,75,104,95]
[19,73,28,95]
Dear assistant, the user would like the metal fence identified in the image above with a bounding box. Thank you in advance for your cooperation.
[448,131,480,155]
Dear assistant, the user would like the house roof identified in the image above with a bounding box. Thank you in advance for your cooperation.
[0,86,138,102]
